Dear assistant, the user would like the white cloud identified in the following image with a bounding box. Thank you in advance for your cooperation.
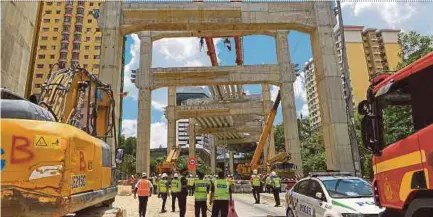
[270,85,279,101]
[123,34,140,101]
[151,100,166,112]
[121,118,168,149]
[298,103,309,118]
[294,71,307,103]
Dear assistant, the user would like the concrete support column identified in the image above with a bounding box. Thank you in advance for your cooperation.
[188,119,197,175]
[167,87,176,154]
[261,84,276,165]
[98,2,123,163]
[229,151,234,175]
[275,31,303,173]
[209,135,216,174]
[136,32,152,174]
[311,2,354,173]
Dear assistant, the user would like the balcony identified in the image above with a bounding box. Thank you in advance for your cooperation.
[61,38,69,43]
[60,48,68,53]
[65,3,73,9]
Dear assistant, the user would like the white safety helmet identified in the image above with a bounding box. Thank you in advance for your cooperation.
[174,173,179,178]
[190,174,193,177]
[271,171,276,176]
[162,173,168,178]
[253,169,258,175]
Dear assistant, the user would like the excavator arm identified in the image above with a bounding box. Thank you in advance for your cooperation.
[249,91,281,170]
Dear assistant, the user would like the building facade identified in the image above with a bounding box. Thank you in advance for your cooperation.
[30,1,102,95]
[305,26,400,130]
[1,2,40,97]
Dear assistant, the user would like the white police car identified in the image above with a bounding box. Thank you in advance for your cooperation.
[284,172,384,217]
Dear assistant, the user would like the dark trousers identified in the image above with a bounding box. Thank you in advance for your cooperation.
[160,193,167,211]
[211,200,229,217]
[179,194,187,217]
[172,192,179,211]
[252,186,261,203]
[188,186,195,196]
[273,187,280,206]
[195,201,207,217]
[138,196,149,217]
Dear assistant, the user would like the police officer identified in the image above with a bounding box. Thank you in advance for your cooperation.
[153,176,159,194]
[210,171,233,217]
[194,172,210,217]
[158,173,169,213]
[265,174,272,193]
[178,171,189,217]
[271,171,281,207]
[188,174,195,196]
[251,169,261,204]
[171,173,181,212]
[134,172,153,217]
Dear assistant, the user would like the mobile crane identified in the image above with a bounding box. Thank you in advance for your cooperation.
[358,52,433,217]
[1,65,124,217]
[156,146,182,174]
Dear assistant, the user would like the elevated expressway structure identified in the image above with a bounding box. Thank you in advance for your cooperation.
[99,1,355,175]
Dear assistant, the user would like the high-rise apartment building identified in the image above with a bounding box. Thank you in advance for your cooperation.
[304,26,400,130]
[30,1,102,95]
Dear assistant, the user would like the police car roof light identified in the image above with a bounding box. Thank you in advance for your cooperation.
[309,171,352,177]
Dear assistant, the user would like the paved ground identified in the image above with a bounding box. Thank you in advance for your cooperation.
[108,193,286,217]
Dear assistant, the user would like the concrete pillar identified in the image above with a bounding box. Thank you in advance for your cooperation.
[136,32,153,174]
[261,84,276,165]
[229,151,234,175]
[188,119,197,175]
[209,135,216,174]
[167,87,176,154]
[275,31,303,173]
[311,2,354,173]
[98,2,123,163]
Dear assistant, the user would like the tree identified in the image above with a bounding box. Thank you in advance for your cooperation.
[396,31,433,70]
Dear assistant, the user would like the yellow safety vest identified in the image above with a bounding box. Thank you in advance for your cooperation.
[273,177,281,188]
[214,179,230,201]
[252,176,261,187]
[159,180,168,193]
[266,177,271,185]
[194,180,210,201]
[188,178,195,186]
[171,179,181,193]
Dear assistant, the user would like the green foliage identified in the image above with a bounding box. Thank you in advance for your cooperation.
[382,106,415,146]
[397,31,433,70]
[117,136,137,177]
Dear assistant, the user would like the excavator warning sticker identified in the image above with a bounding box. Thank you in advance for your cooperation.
[34,135,61,149]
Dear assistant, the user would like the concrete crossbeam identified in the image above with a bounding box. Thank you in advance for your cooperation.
[175,101,264,119]
[216,136,259,145]
[151,65,280,89]
[151,30,276,41]
[195,124,262,134]
[121,2,316,34]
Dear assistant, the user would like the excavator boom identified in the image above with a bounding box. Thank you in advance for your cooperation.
[249,91,281,169]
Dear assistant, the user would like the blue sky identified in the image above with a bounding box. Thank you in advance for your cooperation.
[120,2,433,148]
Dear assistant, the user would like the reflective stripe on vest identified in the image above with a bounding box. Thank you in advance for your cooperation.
[214,179,230,200]
[171,179,181,193]
[188,178,195,186]
[159,180,168,193]
[273,177,281,188]
[194,180,209,201]
[137,179,150,196]
[266,177,271,184]
[252,176,261,186]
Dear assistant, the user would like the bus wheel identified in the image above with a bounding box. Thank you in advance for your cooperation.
[404,198,433,217]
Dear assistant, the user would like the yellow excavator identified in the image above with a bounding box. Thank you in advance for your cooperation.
[156,146,182,174]
[236,91,295,179]
[1,65,124,217]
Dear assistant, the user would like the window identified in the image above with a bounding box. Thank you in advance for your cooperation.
[50,55,55,59]
[76,17,83,23]
[95,28,100,32]
[43,19,50,23]
[75,26,82,32]
[46,2,53,6]
[95,37,101,41]
[93,55,100,59]
[84,55,89,59]
[322,179,372,199]
[61,34,69,41]
[52,37,57,40]
[84,46,89,50]
[78,1,84,6]
[55,19,60,23]
[308,180,326,201]
[77,8,84,14]
[63,26,70,32]
[40,45,47,50]
[41,36,48,40]
[51,45,56,50]
[95,46,100,50]
[60,52,67,59]
[61,43,68,49]
[98,3,101,6]
[35,84,42,88]
[293,180,310,195]
[54,27,59,32]
[74,34,81,41]
[42,27,49,32]
[83,64,88,68]
[36,73,43,78]
[38,54,45,59]
[90,2,94,6]
[66,8,72,14]
[45,10,52,14]
[73,43,80,50]
[57,2,61,6]
[93,64,99,69]
[56,10,61,15]
[72,53,79,60]
[87,19,92,23]
[37,64,44,69]
[86,28,91,32]
[86,36,90,41]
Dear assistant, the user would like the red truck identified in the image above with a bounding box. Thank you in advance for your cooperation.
[358,52,433,217]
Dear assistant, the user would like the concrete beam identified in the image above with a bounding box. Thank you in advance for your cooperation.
[175,101,265,119]
[151,65,280,89]
[216,136,259,145]
[195,124,262,134]
[121,2,316,34]
[151,30,276,41]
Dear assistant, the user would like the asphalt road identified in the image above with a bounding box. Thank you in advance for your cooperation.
[232,194,286,217]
